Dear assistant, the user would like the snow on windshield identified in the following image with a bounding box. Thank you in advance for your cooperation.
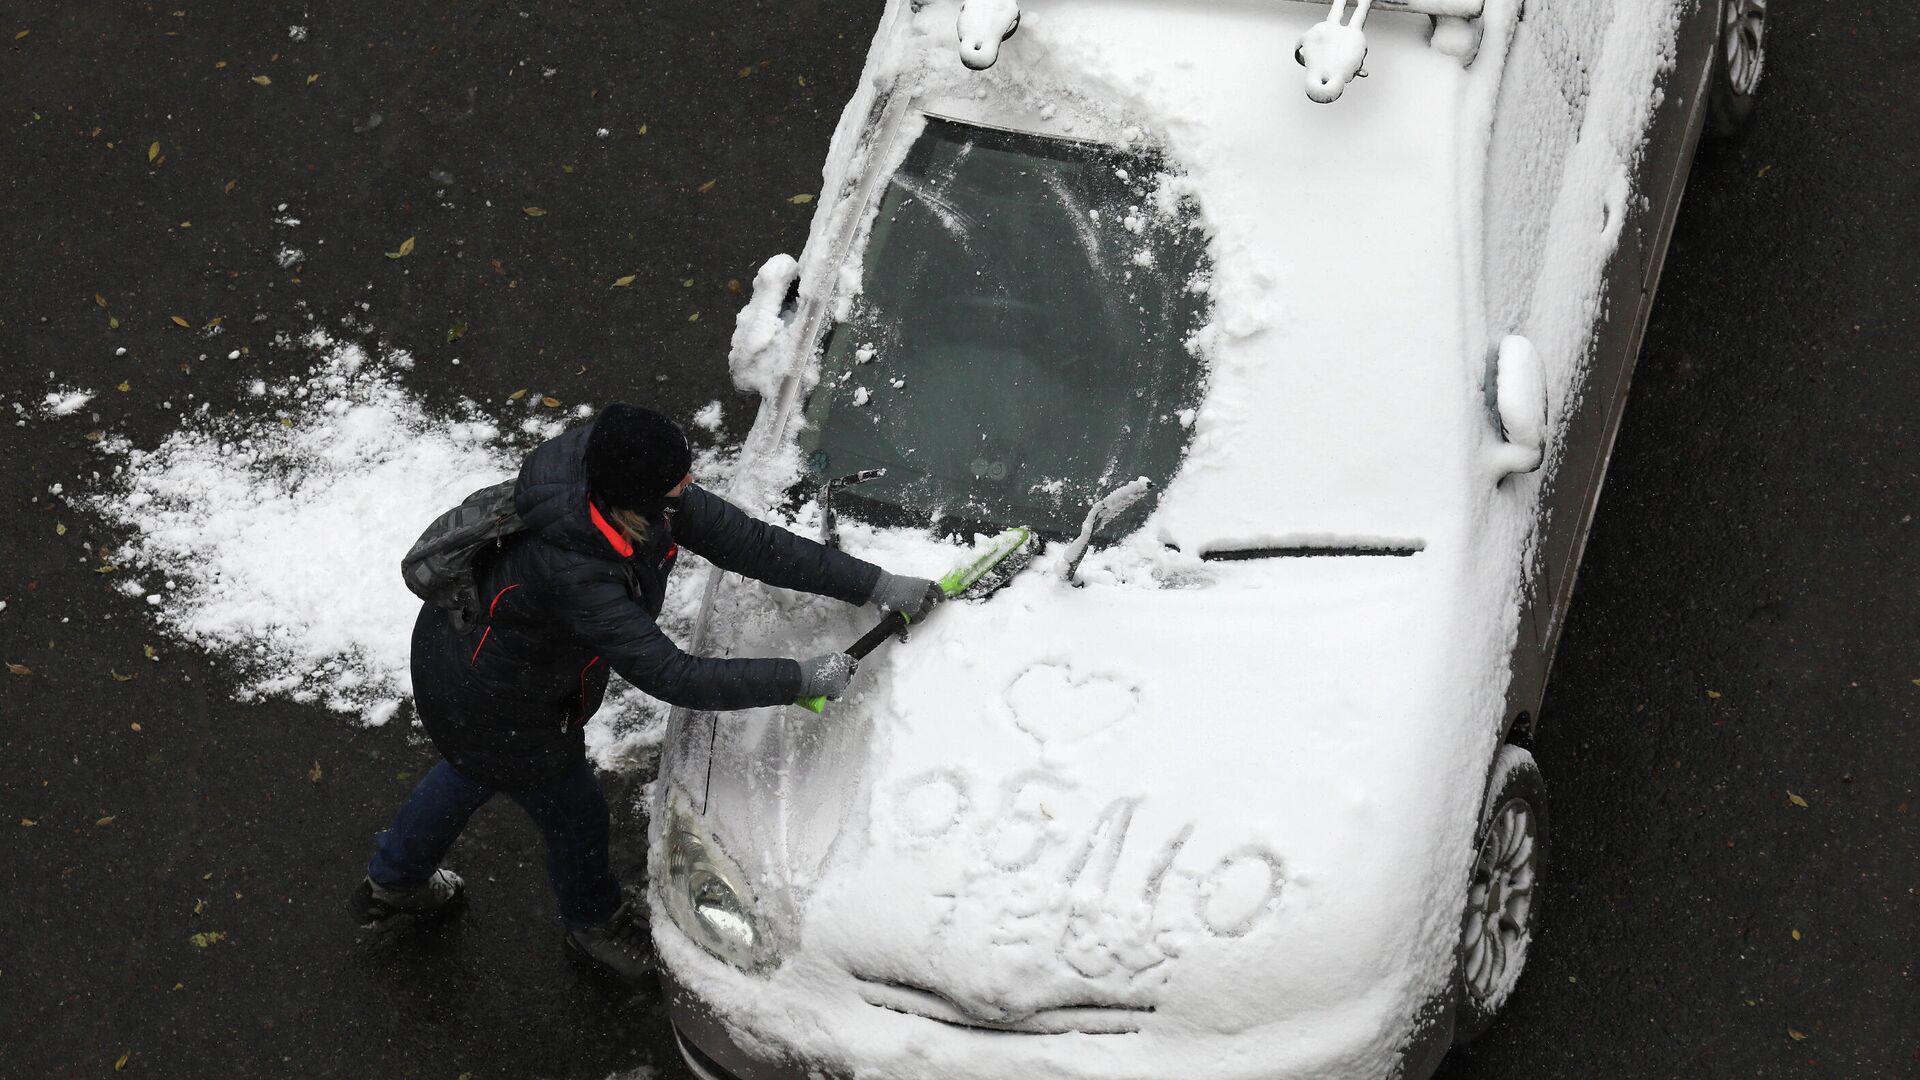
[800,117,1208,542]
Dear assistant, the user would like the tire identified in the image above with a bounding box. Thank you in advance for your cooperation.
[1451,744,1547,1044]
[1706,0,1768,138]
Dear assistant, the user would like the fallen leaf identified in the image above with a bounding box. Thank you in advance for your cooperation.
[143,644,157,661]
[508,388,528,401]
[171,982,183,991]
[306,73,319,84]
[251,74,272,85]
[95,293,108,308]
[14,30,28,40]
[522,206,547,217]
[680,278,694,288]
[1705,690,1721,700]
[116,1052,129,1071]
[95,564,117,574]
[20,819,34,827]
[611,274,636,288]
[193,898,206,914]
[148,141,160,162]
[178,221,191,228]
[637,123,648,135]
[130,722,142,732]
[188,931,226,948]
[6,663,31,676]
[1757,164,1773,178]
[696,178,718,194]
[55,522,66,536]
[789,193,814,204]
[541,396,561,409]
[169,315,189,328]
[201,872,213,881]
[109,316,120,329]
[214,60,227,69]
[687,312,700,322]
[116,381,131,392]
[1788,791,1808,808]
[1910,678,1920,688]
[96,816,115,826]
[307,761,323,783]
[223,178,237,194]
[110,671,134,683]
[738,66,754,77]
[446,321,468,343]
[1787,1028,1807,1042]
[726,278,742,293]
[85,430,105,442]
[1791,929,1801,941]
[203,316,222,329]
[386,235,416,260]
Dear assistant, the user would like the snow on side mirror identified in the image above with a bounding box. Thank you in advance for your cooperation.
[728,254,801,396]
[1488,335,1547,477]
[1296,0,1372,103]
[957,0,1020,71]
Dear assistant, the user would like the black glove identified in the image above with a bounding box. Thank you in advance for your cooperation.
[869,570,943,621]
[797,653,858,699]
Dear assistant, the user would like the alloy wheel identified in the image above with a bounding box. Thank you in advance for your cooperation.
[1461,798,1538,1003]
[1722,0,1767,98]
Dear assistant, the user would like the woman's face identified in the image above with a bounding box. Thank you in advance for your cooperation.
[609,473,693,544]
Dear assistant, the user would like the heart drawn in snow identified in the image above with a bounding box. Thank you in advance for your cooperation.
[1002,664,1139,744]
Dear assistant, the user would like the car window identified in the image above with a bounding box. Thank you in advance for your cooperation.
[801,116,1209,542]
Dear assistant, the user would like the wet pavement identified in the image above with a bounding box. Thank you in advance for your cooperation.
[2,2,1913,1078]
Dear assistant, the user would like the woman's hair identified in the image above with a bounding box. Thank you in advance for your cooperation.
[608,506,651,543]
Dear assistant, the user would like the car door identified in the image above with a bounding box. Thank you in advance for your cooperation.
[1488,0,1720,726]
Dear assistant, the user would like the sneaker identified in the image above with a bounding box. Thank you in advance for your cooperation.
[352,868,466,928]
[564,900,656,986]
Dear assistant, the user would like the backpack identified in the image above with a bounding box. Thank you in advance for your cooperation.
[401,479,525,631]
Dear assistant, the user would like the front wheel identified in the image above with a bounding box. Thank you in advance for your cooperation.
[1452,743,1547,1044]
[1707,0,1768,137]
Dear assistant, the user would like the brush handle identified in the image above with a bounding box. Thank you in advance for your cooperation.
[794,610,911,713]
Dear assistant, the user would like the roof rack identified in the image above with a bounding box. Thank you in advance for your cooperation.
[946,0,1485,101]
[1287,0,1486,102]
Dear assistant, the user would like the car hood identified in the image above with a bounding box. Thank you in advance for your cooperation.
[674,539,1505,1034]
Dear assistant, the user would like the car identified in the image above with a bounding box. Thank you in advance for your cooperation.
[648,0,1767,1077]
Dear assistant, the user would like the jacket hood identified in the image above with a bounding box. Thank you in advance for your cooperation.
[514,423,630,560]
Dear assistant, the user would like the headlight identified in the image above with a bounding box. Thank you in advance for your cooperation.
[662,790,777,973]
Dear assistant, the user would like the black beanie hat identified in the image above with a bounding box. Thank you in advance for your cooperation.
[584,403,692,512]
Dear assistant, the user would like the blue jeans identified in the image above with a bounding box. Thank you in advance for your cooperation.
[368,756,623,929]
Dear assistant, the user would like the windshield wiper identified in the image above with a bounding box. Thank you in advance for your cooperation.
[819,467,888,548]
[1200,539,1425,560]
[1060,477,1152,584]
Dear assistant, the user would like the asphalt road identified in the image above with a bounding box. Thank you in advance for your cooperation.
[2,3,1913,1079]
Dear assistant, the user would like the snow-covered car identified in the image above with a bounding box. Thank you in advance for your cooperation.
[650,0,1767,1077]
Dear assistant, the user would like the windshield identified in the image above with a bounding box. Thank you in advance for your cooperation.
[801,116,1209,542]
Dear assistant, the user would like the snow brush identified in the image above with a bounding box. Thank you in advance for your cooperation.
[797,526,1033,713]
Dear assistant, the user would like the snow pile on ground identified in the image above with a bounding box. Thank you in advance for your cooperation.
[81,330,685,767]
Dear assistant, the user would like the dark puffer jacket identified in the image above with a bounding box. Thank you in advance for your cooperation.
[412,423,882,789]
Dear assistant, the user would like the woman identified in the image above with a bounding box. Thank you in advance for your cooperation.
[353,404,938,984]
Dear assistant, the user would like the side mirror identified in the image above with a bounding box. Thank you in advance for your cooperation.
[1488,335,1547,477]
[729,254,801,395]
